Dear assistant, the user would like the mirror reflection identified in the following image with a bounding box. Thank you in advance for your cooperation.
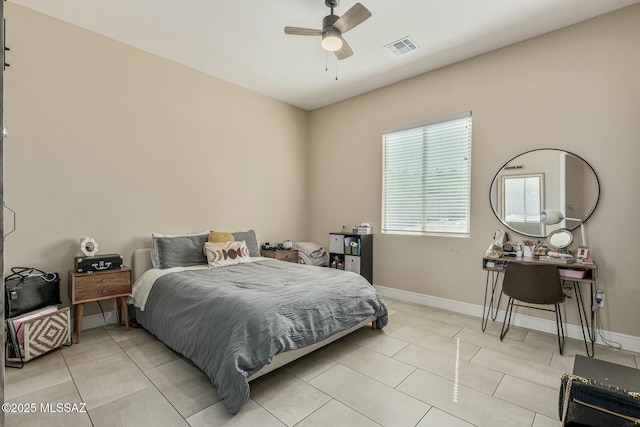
[489,149,600,238]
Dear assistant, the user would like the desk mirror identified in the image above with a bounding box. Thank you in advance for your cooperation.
[489,149,600,238]
[547,228,573,250]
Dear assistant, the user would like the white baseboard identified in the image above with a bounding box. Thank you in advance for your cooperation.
[374,285,640,354]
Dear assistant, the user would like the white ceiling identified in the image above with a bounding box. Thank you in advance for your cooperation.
[9,0,639,110]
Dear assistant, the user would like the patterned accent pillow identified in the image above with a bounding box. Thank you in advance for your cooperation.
[203,230,260,257]
[205,241,251,268]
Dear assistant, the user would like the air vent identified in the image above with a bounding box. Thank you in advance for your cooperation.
[385,36,419,56]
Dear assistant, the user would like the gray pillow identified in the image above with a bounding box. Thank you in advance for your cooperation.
[232,230,260,257]
[155,234,208,268]
[150,231,209,268]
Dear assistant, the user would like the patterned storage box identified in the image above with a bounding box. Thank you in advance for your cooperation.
[6,307,71,364]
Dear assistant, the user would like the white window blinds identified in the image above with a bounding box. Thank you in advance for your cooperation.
[382,112,472,236]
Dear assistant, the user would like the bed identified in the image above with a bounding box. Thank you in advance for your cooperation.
[129,240,388,415]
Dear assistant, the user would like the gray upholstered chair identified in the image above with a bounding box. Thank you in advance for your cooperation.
[500,261,566,354]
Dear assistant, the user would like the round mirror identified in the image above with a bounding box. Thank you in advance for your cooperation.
[547,229,573,250]
[489,149,600,238]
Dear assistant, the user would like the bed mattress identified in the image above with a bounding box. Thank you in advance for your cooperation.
[132,258,387,414]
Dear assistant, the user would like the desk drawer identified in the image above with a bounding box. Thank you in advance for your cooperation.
[73,271,131,303]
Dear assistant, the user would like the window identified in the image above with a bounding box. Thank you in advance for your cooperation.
[501,174,544,223]
[382,112,472,236]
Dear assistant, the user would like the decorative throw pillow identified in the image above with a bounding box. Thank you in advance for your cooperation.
[205,241,251,268]
[204,231,235,255]
[208,231,235,243]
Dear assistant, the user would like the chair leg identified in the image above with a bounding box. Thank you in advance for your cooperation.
[555,303,565,355]
[500,297,514,341]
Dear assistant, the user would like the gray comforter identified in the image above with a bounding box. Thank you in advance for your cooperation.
[136,259,388,414]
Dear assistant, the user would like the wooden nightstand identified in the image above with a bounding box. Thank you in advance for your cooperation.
[68,267,132,343]
[260,249,299,263]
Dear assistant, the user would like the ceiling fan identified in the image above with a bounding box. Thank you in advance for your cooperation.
[284,0,372,60]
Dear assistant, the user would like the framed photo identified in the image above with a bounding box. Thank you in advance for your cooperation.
[576,247,589,259]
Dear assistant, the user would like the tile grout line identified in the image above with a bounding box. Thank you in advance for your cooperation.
[105,326,194,424]
[490,373,560,422]
[61,355,94,426]
[296,363,404,427]
[391,305,560,424]
[9,297,639,426]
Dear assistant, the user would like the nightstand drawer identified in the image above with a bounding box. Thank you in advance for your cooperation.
[71,270,132,303]
[277,250,298,263]
[261,249,299,263]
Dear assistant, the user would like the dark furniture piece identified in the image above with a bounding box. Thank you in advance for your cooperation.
[329,233,373,284]
[499,261,566,354]
[559,355,640,426]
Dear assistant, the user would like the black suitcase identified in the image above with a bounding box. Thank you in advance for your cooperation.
[74,254,123,273]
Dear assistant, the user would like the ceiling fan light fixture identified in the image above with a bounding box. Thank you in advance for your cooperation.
[321,29,343,51]
[285,1,371,60]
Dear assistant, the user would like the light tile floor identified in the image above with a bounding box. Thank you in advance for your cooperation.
[4,299,640,426]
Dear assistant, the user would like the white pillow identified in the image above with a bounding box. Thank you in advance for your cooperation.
[205,241,251,268]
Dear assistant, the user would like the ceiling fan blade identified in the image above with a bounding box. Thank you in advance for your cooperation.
[335,38,353,60]
[334,3,372,34]
[284,26,323,36]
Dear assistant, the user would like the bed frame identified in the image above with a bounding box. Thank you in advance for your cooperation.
[131,248,377,381]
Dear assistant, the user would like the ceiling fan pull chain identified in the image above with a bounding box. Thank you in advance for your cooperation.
[325,51,328,71]
[335,59,338,81]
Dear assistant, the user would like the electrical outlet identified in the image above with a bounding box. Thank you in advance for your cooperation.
[595,290,604,308]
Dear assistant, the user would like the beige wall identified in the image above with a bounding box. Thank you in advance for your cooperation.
[4,5,309,314]
[5,4,640,339]
[308,5,640,337]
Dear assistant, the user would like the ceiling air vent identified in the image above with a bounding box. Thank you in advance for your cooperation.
[385,36,419,56]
